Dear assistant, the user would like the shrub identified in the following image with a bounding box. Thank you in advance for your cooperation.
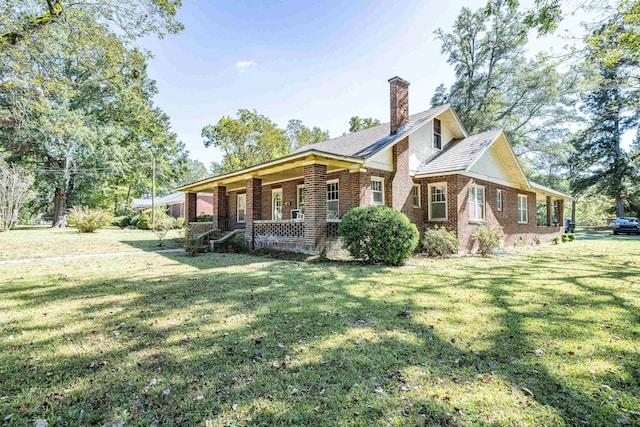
[67,207,113,233]
[137,208,172,230]
[566,233,575,241]
[472,224,504,257]
[338,206,419,266]
[112,215,130,229]
[561,233,570,243]
[550,236,560,245]
[136,210,152,230]
[175,217,186,229]
[129,214,141,228]
[420,226,460,258]
[196,214,214,222]
[152,216,177,246]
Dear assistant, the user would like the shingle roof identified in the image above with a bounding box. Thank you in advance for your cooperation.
[416,129,502,175]
[293,105,451,159]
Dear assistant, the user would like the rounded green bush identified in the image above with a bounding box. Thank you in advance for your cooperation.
[338,206,419,266]
[112,215,130,229]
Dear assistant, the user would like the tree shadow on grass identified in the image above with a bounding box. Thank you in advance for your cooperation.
[1,251,639,425]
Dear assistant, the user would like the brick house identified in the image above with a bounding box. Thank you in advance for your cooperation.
[131,192,213,219]
[178,77,571,254]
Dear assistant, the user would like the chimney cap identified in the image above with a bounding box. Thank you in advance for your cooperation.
[388,76,410,86]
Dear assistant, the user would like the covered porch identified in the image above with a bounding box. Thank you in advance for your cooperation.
[177,152,364,255]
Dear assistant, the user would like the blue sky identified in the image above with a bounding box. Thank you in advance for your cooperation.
[141,0,589,167]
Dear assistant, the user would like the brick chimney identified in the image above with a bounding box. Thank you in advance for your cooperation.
[389,76,410,134]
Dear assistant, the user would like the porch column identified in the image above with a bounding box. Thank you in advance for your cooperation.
[546,196,552,227]
[212,185,227,230]
[245,178,262,250]
[303,163,327,255]
[185,192,197,223]
[557,199,564,227]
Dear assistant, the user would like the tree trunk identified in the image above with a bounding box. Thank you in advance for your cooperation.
[616,195,625,218]
[52,187,67,227]
[51,158,75,227]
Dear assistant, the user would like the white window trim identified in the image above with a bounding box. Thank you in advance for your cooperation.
[433,118,442,150]
[428,182,447,221]
[272,188,283,220]
[327,179,339,220]
[296,184,305,209]
[237,193,246,223]
[371,177,385,206]
[469,184,486,222]
[518,194,528,224]
[497,189,503,212]
[412,184,421,208]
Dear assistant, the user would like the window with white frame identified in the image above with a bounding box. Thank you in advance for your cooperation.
[371,177,385,205]
[469,185,485,221]
[327,180,339,219]
[518,194,528,223]
[428,183,447,220]
[412,184,421,208]
[497,189,504,212]
[433,118,442,150]
[297,184,305,209]
[237,193,246,223]
[272,188,283,220]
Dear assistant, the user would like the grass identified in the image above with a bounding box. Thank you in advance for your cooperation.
[0,228,639,426]
[0,225,183,260]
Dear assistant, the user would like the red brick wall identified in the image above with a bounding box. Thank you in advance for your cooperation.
[196,194,213,216]
[455,175,562,252]
[303,164,327,254]
[417,175,459,234]
[391,137,418,223]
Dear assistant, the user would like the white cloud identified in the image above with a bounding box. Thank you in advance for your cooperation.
[235,60,256,72]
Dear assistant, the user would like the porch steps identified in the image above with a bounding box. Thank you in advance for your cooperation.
[210,228,245,252]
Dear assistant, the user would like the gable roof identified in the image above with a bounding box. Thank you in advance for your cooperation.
[294,104,457,159]
[416,129,503,175]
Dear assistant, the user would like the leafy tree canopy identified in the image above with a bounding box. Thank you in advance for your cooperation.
[348,116,381,133]
[203,110,329,175]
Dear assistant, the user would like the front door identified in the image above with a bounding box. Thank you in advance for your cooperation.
[272,189,283,220]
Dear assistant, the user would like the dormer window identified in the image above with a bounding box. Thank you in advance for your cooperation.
[433,118,442,150]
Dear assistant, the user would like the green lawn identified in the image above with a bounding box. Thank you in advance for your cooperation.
[1,228,639,426]
[0,225,183,260]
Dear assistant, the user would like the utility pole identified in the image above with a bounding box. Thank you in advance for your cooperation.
[151,154,156,226]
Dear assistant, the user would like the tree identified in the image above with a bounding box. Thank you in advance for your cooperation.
[0,160,34,231]
[285,119,330,151]
[433,0,576,161]
[0,0,182,47]
[569,13,639,218]
[0,8,186,226]
[348,116,381,133]
[202,109,290,175]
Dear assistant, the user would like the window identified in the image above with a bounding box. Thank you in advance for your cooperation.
[552,200,558,223]
[497,190,503,212]
[272,188,283,220]
[433,118,442,150]
[412,184,421,208]
[428,183,447,220]
[237,194,246,223]
[297,184,305,209]
[469,185,485,221]
[371,177,385,205]
[327,180,339,219]
[518,194,528,223]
